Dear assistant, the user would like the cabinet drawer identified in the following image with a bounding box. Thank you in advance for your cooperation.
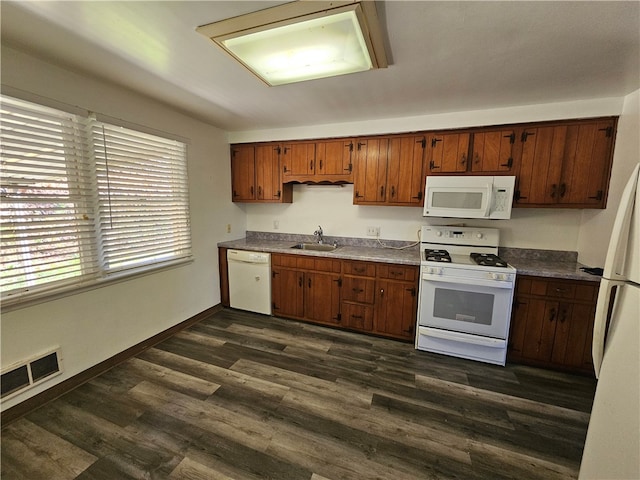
[273,254,340,272]
[544,281,576,299]
[377,264,417,281]
[342,276,375,304]
[342,302,374,331]
[343,261,376,277]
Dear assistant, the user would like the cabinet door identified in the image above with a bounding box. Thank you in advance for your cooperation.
[518,298,558,362]
[558,120,615,207]
[551,302,595,369]
[272,267,304,318]
[353,138,389,204]
[230,144,255,201]
[255,144,281,202]
[342,276,375,304]
[515,126,566,205]
[471,129,516,173]
[315,139,353,178]
[386,136,426,205]
[427,132,470,173]
[282,142,315,177]
[374,280,417,340]
[304,272,341,325]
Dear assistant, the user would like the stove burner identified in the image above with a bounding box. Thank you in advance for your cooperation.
[470,253,508,268]
[425,249,452,263]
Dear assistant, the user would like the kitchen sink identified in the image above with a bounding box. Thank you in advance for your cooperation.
[291,243,339,252]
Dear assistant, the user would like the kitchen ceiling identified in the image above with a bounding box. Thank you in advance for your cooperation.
[1,1,639,132]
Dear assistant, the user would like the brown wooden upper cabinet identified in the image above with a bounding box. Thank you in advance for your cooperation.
[514,118,616,208]
[231,143,292,203]
[470,128,517,173]
[353,135,426,206]
[426,128,516,175]
[281,139,354,183]
[426,131,470,174]
[231,116,617,208]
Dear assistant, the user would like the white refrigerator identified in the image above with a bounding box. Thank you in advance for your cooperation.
[579,163,640,479]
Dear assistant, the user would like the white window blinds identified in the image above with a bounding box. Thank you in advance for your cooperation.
[0,95,191,306]
[90,120,191,273]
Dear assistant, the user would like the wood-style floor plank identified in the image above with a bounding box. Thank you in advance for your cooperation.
[1,308,597,479]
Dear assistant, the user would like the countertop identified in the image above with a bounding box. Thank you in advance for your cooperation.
[218,232,601,283]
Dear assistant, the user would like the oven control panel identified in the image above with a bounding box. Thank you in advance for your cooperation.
[421,226,499,247]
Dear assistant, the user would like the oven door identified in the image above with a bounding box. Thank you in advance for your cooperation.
[418,269,514,339]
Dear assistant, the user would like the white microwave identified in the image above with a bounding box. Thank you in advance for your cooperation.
[423,175,516,219]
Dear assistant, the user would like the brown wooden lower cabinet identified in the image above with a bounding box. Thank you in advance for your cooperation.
[271,254,418,341]
[508,275,598,375]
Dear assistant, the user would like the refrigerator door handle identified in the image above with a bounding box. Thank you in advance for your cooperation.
[593,278,624,378]
[603,164,639,279]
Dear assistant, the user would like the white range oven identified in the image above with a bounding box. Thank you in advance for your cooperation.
[416,226,516,366]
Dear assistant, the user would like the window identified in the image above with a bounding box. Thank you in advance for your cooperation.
[0,95,191,306]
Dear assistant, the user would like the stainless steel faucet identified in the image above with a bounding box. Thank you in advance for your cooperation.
[314,225,324,244]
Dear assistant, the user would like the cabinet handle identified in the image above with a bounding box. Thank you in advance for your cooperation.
[355,191,364,198]
[390,185,395,198]
[500,158,513,169]
[283,165,288,173]
[344,163,353,172]
[431,137,442,148]
[555,288,568,293]
[560,308,567,323]
[474,153,480,165]
[250,186,254,196]
[589,190,604,201]
[319,159,323,171]
[308,278,312,288]
[429,160,440,170]
[549,308,556,322]
[598,126,613,137]
[351,315,363,320]
[310,160,314,171]
[274,190,281,199]
[352,288,364,293]
[233,190,238,197]
[504,133,516,144]
[461,153,467,166]
[515,190,527,201]
[257,185,262,198]
[550,184,557,198]
[521,131,535,142]
[298,277,303,287]
[412,191,423,200]
[354,267,364,273]
[380,185,385,198]
[559,183,566,198]
[380,289,384,297]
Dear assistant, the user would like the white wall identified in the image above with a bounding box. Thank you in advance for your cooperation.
[239,97,630,255]
[0,46,242,411]
[578,89,640,266]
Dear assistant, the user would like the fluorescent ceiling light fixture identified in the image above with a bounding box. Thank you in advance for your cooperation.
[196,1,388,86]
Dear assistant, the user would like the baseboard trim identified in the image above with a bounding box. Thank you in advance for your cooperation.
[1,304,223,427]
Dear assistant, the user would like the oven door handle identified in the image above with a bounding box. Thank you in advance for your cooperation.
[420,326,507,348]
[421,273,514,289]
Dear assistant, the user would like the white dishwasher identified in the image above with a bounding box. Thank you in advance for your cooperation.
[227,249,272,315]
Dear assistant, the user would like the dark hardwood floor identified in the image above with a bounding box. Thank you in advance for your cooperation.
[1,308,597,479]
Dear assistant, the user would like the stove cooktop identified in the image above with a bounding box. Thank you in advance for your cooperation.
[422,249,512,269]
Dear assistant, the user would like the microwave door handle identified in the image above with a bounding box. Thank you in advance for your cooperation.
[484,184,493,217]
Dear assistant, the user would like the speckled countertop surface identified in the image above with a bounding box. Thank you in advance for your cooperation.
[218,232,602,282]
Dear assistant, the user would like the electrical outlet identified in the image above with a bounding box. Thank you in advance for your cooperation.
[226,224,231,233]
[366,226,380,237]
